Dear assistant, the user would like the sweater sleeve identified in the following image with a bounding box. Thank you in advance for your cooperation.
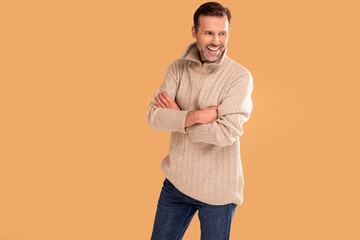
[185,72,253,147]
[147,62,190,133]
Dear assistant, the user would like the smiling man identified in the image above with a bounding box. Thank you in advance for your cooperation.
[193,15,228,63]
[147,2,253,240]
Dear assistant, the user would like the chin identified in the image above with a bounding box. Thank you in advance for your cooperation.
[205,56,220,62]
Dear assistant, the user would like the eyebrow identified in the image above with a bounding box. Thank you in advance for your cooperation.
[204,30,228,33]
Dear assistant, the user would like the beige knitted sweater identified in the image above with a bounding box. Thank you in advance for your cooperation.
[147,42,253,205]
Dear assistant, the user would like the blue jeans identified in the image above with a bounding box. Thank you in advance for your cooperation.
[150,178,237,240]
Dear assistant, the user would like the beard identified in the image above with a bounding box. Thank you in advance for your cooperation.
[197,42,224,63]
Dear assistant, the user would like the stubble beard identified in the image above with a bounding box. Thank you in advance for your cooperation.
[197,42,223,63]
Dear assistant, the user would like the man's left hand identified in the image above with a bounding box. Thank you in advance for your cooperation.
[155,91,182,110]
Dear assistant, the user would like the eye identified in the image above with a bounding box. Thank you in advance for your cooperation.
[204,32,212,35]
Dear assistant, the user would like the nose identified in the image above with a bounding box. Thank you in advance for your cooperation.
[211,34,220,45]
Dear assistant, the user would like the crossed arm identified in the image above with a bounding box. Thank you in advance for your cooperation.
[147,65,253,147]
[154,91,218,128]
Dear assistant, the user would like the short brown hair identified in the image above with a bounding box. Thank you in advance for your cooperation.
[193,2,231,32]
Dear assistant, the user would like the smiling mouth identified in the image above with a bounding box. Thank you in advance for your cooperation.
[207,46,220,52]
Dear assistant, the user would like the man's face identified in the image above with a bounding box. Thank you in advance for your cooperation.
[192,15,230,63]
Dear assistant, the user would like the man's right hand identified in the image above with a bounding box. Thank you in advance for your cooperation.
[185,106,218,128]
[197,106,218,124]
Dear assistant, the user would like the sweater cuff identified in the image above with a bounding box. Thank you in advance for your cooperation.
[175,110,190,133]
[156,108,188,133]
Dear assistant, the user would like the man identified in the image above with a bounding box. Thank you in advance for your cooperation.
[147,2,253,239]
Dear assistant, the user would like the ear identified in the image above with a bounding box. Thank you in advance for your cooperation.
[191,26,196,39]
[228,27,231,36]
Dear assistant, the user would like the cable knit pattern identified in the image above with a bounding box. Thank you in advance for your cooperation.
[147,42,253,205]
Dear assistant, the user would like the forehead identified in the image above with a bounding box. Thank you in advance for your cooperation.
[197,15,229,32]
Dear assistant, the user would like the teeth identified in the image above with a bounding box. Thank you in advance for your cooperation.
[208,47,220,51]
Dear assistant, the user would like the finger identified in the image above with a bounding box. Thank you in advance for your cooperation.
[159,92,169,105]
[156,95,166,108]
[161,92,172,103]
[156,94,166,105]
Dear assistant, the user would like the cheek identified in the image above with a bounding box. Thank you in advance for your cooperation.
[198,37,206,45]
[221,37,229,45]
[198,36,211,45]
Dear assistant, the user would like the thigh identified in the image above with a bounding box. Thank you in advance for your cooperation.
[197,202,237,240]
[151,178,198,240]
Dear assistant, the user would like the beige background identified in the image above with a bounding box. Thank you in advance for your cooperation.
[1,0,359,239]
